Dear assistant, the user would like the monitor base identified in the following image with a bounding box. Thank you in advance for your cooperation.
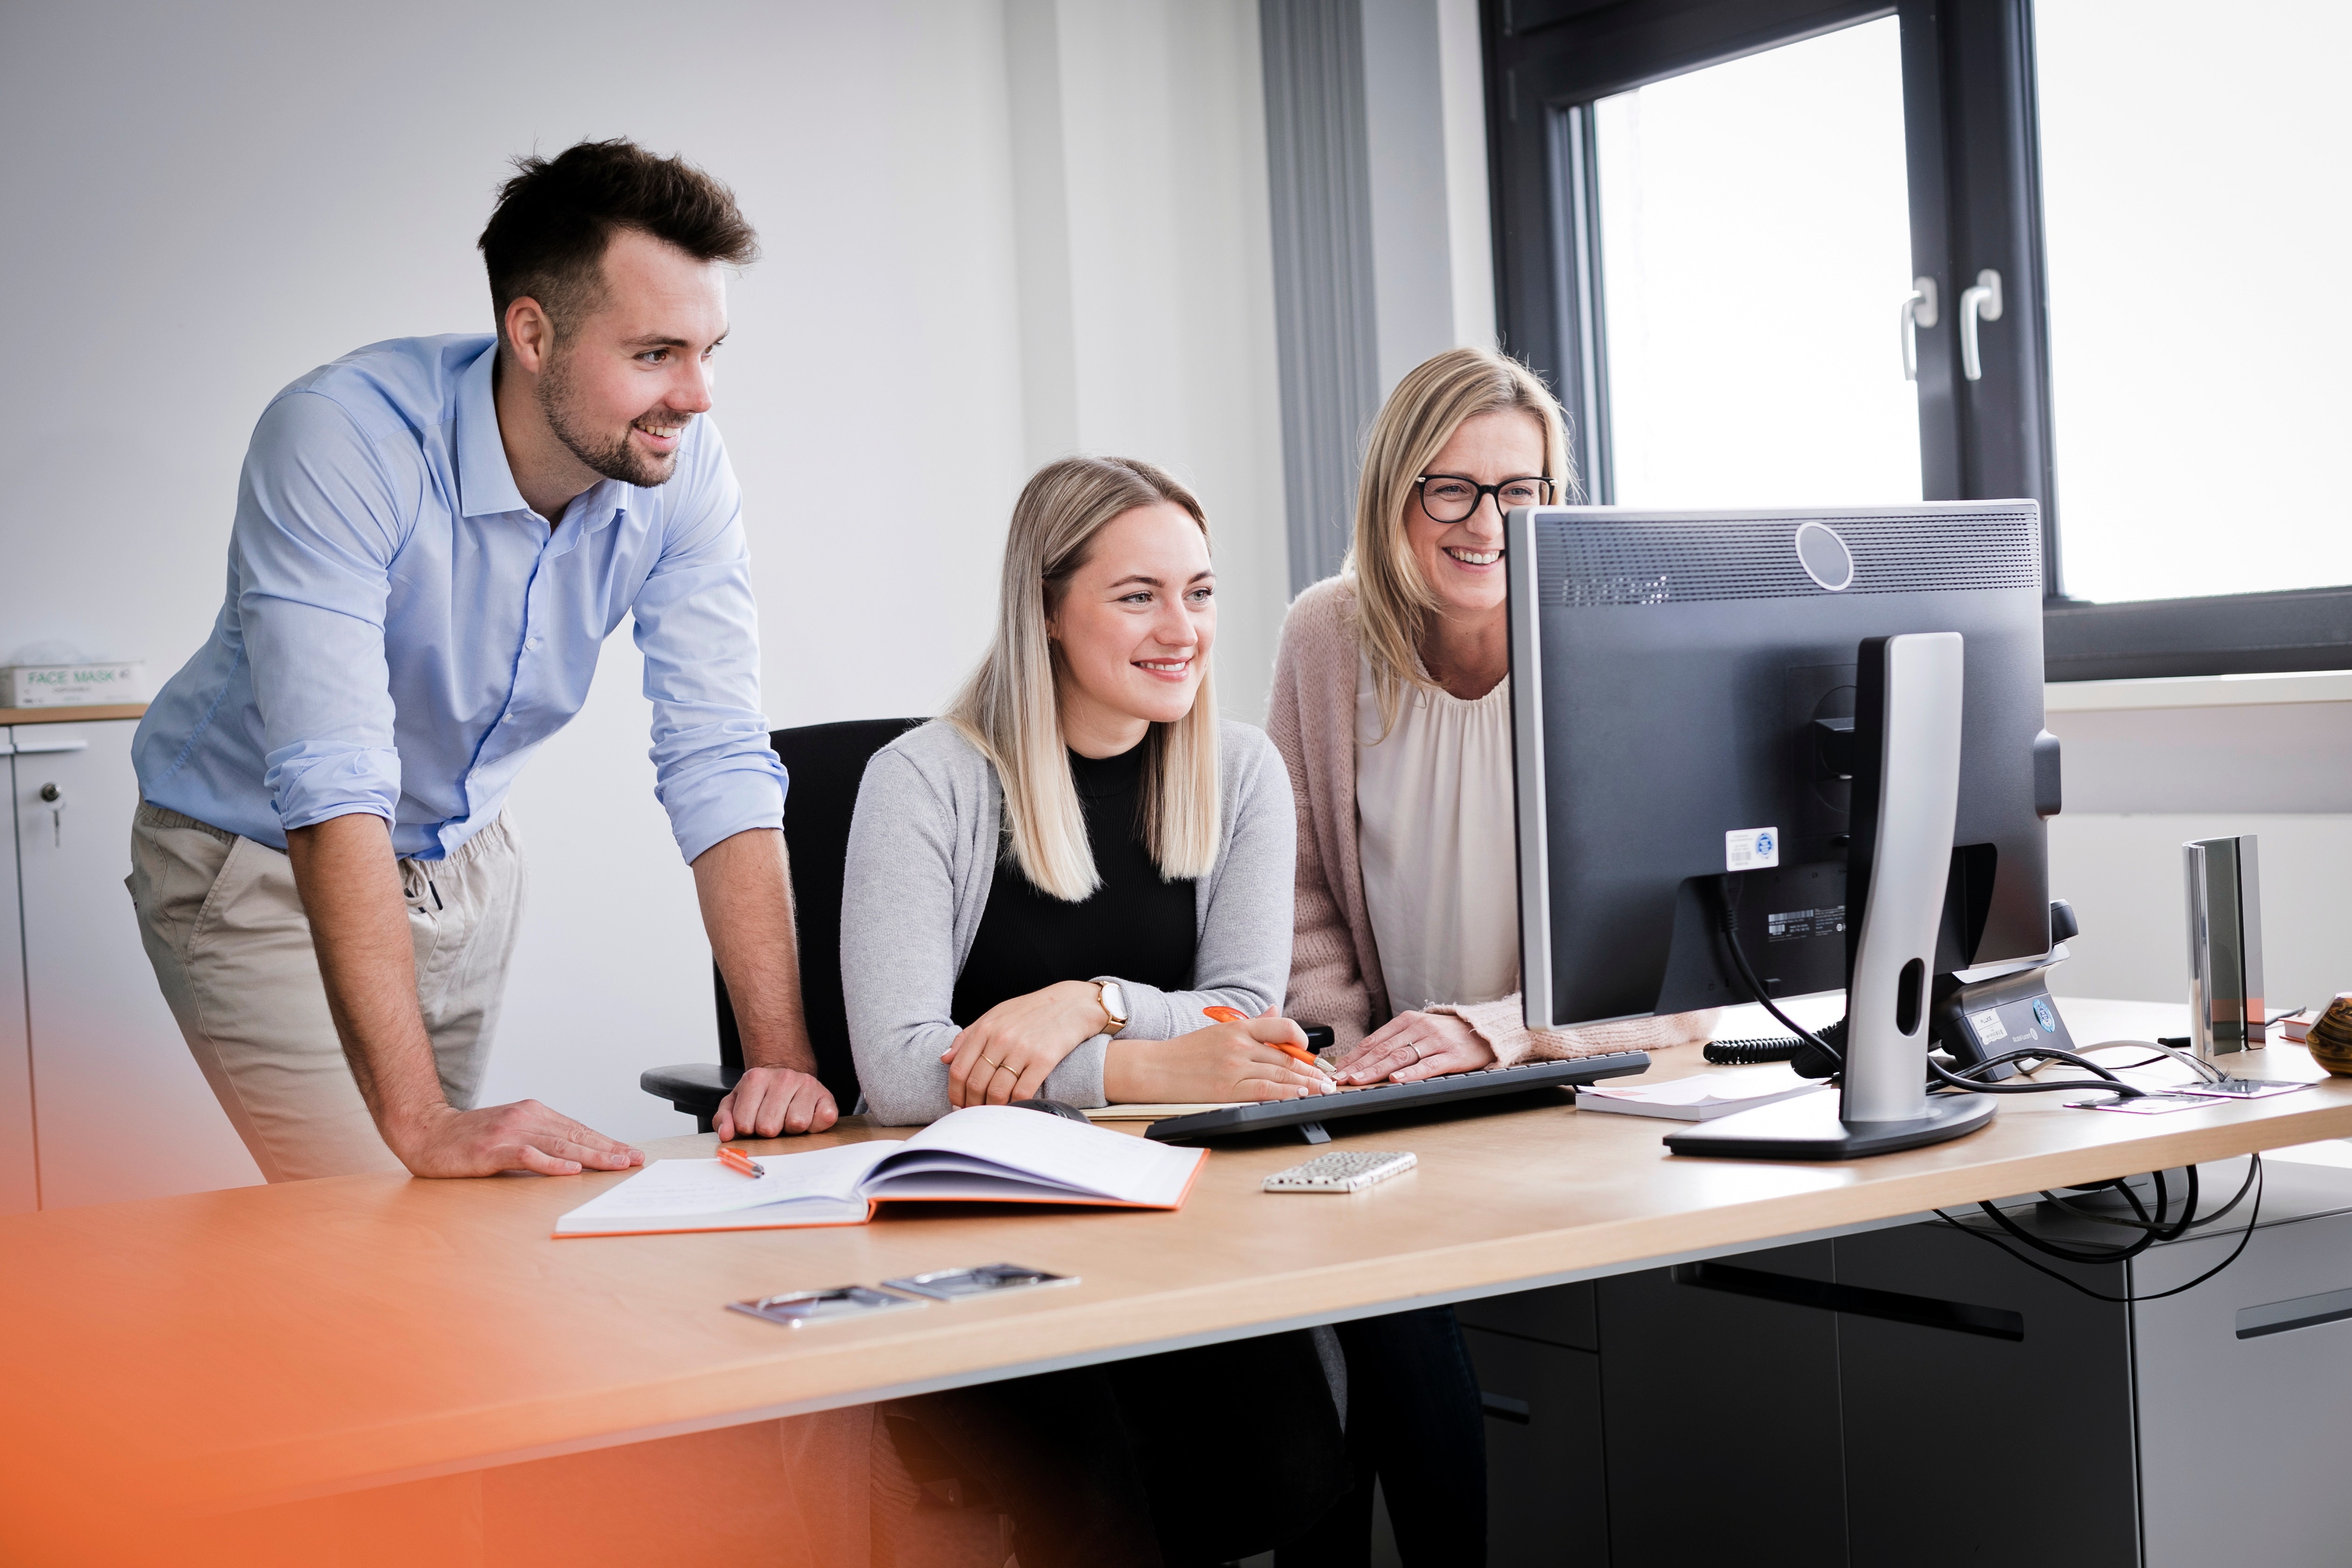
[1664,1090,1996,1160]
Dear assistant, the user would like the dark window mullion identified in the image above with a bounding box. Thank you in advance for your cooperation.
[1897,0,1961,504]
[1936,0,2060,578]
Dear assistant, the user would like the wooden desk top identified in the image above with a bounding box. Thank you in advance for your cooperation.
[2,999,2345,1530]
[0,703,147,725]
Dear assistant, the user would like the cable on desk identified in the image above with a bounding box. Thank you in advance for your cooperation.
[1711,886,2268,1301]
[1704,1036,1808,1066]
[2038,1171,2177,1236]
[1711,877,1842,1070]
[2078,1038,2228,1085]
[1931,1155,2266,1305]
[1980,1164,2198,1263]
[1710,880,2137,1099]
[1928,1047,2148,1099]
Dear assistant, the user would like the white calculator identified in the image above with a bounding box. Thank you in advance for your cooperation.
[1261,1149,1417,1193]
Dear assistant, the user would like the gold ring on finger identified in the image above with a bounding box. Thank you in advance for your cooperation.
[982,1055,1006,1070]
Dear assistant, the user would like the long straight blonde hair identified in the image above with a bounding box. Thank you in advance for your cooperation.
[946,456,1222,902]
[1346,346,1576,734]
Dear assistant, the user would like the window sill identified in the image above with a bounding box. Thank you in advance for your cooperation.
[2045,670,2352,714]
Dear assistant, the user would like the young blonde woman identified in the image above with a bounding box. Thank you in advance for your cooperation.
[1277,345,1715,1078]
[843,455,1329,1123]
[1267,346,1716,1562]
[841,455,1345,1567]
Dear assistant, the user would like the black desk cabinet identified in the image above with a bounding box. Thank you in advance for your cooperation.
[1457,1156,2352,1568]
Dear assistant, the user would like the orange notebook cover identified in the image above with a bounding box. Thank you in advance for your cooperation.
[553,1105,1208,1238]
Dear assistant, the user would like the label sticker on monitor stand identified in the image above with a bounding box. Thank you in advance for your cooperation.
[1726,828,1780,871]
[1766,905,1845,942]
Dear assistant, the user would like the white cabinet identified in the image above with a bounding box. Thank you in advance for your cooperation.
[0,740,30,1214]
[4,719,261,1208]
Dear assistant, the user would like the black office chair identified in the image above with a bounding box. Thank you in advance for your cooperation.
[640,717,926,1131]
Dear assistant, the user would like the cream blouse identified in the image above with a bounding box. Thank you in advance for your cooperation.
[1353,651,1519,1013]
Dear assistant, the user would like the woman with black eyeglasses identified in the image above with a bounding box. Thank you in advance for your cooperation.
[1266,348,1716,1563]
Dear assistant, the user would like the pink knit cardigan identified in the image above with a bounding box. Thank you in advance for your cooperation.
[1267,575,1715,1064]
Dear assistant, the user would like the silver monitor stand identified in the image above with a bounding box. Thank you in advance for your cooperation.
[1667,632,1997,1159]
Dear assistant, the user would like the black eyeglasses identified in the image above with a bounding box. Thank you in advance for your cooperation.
[1414,474,1555,524]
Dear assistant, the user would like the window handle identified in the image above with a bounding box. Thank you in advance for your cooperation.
[1900,277,1939,381]
[1959,269,2003,381]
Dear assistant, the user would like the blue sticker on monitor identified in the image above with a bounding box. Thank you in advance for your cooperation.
[1725,827,1780,871]
[2033,998,2057,1032]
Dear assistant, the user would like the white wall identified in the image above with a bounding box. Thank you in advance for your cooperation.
[0,0,1289,1151]
[1361,0,1498,391]
[1006,0,1292,722]
[2042,676,2352,1018]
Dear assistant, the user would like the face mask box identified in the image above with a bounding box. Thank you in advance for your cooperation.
[3,662,145,708]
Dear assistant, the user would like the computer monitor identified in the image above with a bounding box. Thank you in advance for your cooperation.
[1505,501,2058,1158]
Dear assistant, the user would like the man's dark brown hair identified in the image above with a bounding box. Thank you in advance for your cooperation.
[477,139,757,344]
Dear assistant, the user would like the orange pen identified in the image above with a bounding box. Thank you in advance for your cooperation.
[716,1144,764,1178]
[1204,1006,1334,1075]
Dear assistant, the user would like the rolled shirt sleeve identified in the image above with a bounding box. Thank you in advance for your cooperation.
[136,335,790,862]
[629,419,789,864]
[236,391,408,834]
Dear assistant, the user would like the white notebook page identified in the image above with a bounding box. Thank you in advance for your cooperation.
[875,1106,1204,1207]
[563,1140,898,1223]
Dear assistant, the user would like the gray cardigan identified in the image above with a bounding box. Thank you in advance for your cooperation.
[841,719,1297,1126]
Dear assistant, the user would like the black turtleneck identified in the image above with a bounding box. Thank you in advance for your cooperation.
[950,742,1199,1027]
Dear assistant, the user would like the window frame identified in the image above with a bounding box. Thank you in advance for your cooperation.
[1480,0,2352,681]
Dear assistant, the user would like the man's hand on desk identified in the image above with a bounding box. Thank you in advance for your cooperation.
[715,1066,838,1140]
[388,1099,644,1178]
[1332,1009,1496,1085]
[693,829,836,1138]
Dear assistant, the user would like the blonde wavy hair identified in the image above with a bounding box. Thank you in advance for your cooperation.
[1345,346,1576,733]
[946,456,1221,902]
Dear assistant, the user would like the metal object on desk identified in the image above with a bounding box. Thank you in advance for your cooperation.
[2063,1091,2212,1115]
[728,1286,925,1328]
[2184,834,2265,1060]
[883,1263,1078,1301]
[2170,1077,2313,1100]
[1263,1149,1417,1192]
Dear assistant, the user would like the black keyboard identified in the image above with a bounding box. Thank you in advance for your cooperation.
[1141,1051,1652,1144]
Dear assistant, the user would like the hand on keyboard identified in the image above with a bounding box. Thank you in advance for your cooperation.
[1105,1008,1332,1103]
[1332,1009,1498,1085]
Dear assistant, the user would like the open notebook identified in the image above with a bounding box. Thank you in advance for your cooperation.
[553,1105,1209,1238]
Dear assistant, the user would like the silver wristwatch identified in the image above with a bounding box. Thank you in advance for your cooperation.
[1095,980,1129,1035]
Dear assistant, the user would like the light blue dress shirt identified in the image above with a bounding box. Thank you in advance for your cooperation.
[134,334,788,863]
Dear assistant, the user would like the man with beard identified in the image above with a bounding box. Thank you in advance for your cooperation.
[129,140,831,1180]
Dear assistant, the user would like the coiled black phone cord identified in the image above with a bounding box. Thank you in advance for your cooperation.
[1711,876,1844,1068]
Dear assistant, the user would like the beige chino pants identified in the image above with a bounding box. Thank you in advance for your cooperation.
[126,802,527,1181]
